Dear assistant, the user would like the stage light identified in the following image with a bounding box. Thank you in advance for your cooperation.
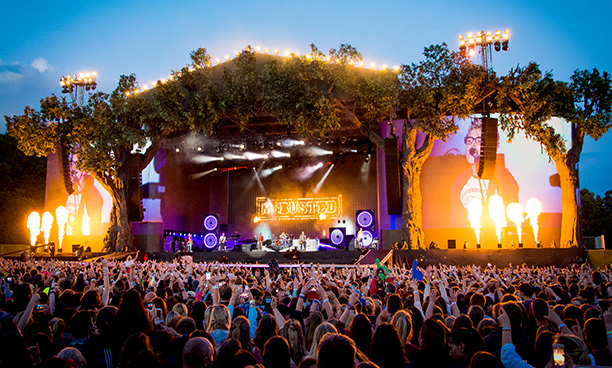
[244,152,268,160]
[268,141,274,150]
[221,143,228,151]
[215,145,220,153]
[197,146,203,152]
[319,213,327,220]
[341,136,346,144]
[174,146,181,153]
[270,150,290,158]
[365,154,370,163]
[239,143,246,151]
[459,34,466,52]
[318,138,322,145]
[325,137,330,144]
[253,216,260,223]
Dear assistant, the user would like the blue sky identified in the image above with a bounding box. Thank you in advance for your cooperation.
[1,0,611,194]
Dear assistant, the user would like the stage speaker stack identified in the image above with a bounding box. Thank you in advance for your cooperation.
[203,214,220,251]
[329,227,347,249]
[58,144,74,195]
[384,137,402,215]
[127,154,144,222]
[448,239,456,249]
[356,210,375,248]
[477,118,498,180]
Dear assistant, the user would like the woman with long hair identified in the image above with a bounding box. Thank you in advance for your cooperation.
[112,289,153,356]
[229,315,262,363]
[303,311,323,349]
[281,319,307,365]
[371,323,405,368]
[348,313,373,357]
[207,304,231,347]
[263,335,295,368]
[253,314,279,351]
[391,310,413,353]
[305,322,337,360]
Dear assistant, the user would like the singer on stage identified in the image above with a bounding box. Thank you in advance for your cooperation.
[299,231,307,250]
[219,232,227,251]
[450,118,519,227]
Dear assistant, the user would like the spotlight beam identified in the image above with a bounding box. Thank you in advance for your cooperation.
[313,164,334,194]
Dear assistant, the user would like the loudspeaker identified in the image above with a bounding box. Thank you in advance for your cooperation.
[477,118,498,180]
[448,239,456,249]
[58,144,74,195]
[356,210,375,248]
[127,154,144,222]
[384,137,402,215]
[329,227,346,249]
[203,214,220,250]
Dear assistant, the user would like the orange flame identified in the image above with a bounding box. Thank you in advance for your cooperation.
[506,203,524,243]
[41,212,53,244]
[467,198,482,244]
[525,198,542,243]
[55,206,69,250]
[488,194,507,244]
[27,212,41,246]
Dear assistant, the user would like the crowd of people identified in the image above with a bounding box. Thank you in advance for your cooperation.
[1,254,612,368]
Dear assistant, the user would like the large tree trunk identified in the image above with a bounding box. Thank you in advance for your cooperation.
[97,174,134,253]
[401,126,434,249]
[555,157,581,248]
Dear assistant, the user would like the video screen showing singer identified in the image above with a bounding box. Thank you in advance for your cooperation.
[450,119,519,227]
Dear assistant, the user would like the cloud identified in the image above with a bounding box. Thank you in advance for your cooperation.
[31,57,50,73]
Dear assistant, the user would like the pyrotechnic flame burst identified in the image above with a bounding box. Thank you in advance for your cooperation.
[488,194,507,244]
[467,198,482,244]
[55,206,69,250]
[27,212,41,246]
[506,203,524,243]
[41,212,53,244]
[525,198,542,243]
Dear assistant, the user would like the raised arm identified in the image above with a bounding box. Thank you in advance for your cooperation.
[101,259,110,307]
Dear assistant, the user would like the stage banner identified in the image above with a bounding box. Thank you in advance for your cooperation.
[256,195,342,221]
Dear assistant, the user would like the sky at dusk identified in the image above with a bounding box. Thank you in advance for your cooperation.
[1,0,611,194]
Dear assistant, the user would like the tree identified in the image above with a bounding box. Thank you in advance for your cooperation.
[580,188,612,245]
[498,65,612,247]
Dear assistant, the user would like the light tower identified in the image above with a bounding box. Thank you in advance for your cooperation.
[458,29,510,180]
[59,72,97,106]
